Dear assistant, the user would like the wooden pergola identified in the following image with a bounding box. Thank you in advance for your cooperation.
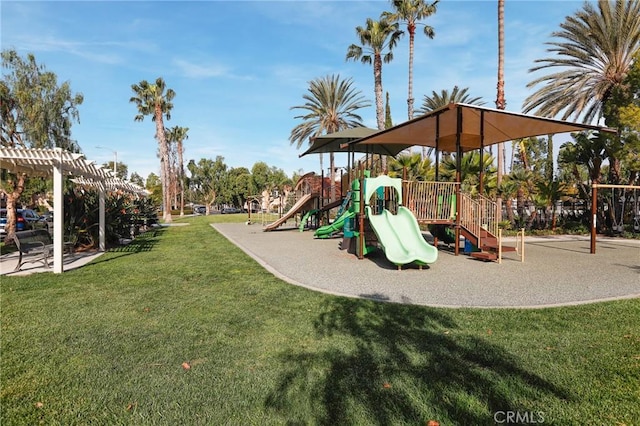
[1,147,148,273]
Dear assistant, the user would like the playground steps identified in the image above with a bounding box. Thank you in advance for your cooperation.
[462,228,516,262]
[470,251,498,261]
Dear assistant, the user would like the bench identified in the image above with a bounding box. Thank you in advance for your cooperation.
[12,229,72,272]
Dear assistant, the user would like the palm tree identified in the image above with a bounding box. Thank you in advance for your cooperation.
[130,77,175,222]
[418,86,485,114]
[536,179,566,230]
[418,86,485,159]
[558,131,607,202]
[496,0,506,221]
[498,178,519,226]
[289,74,370,201]
[440,150,497,195]
[523,0,640,123]
[382,0,438,120]
[508,168,534,226]
[346,16,403,132]
[166,125,189,216]
[388,152,434,181]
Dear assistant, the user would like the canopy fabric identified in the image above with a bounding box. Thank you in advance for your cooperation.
[343,103,616,153]
[299,127,410,157]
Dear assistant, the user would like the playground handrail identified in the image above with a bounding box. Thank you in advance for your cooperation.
[404,181,459,222]
[460,192,498,242]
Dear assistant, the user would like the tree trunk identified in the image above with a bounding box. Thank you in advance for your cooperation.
[329,152,336,202]
[495,0,506,222]
[516,188,525,220]
[2,173,27,244]
[373,53,387,171]
[155,106,172,223]
[505,197,515,225]
[609,156,622,185]
[407,25,415,121]
[546,134,554,181]
[178,140,185,216]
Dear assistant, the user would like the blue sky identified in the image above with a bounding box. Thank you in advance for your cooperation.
[2,0,586,181]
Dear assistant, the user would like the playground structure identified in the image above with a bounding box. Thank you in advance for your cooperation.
[310,172,439,269]
[262,171,343,232]
[361,175,438,269]
[262,172,523,265]
[264,103,615,267]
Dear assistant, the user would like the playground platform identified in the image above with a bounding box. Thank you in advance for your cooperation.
[212,223,640,309]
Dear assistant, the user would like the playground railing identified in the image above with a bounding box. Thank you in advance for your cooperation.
[460,192,498,240]
[404,181,459,222]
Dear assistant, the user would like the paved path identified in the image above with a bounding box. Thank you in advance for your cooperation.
[213,223,640,309]
[0,250,103,276]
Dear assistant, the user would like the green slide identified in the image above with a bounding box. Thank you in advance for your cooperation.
[299,209,319,232]
[314,210,355,238]
[366,205,438,266]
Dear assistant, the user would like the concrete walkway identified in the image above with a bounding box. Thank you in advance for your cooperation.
[213,223,640,309]
[0,250,104,276]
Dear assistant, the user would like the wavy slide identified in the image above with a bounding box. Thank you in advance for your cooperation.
[366,205,438,267]
[314,210,355,238]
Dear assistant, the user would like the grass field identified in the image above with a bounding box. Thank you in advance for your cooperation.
[1,214,639,425]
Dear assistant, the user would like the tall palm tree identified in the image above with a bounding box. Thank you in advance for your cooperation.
[382,0,438,120]
[495,0,506,111]
[130,77,176,223]
[346,16,403,132]
[166,125,189,216]
[523,0,640,123]
[496,0,506,221]
[289,74,370,201]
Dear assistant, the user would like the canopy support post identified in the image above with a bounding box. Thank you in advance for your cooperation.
[435,114,440,181]
[454,105,463,256]
[479,110,485,196]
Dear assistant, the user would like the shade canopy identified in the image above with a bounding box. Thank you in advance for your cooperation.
[300,127,410,157]
[343,103,616,153]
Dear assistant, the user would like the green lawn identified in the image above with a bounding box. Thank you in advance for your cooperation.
[2,215,639,425]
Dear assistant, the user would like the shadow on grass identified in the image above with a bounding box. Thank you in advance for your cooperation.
[266,298,571,424]
[86,228,167,265]
[113,228,166,252]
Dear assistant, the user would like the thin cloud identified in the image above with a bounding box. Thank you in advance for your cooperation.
[7,34,158,65]
[172,58,253,80]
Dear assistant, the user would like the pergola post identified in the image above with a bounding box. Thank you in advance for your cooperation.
[53,155,64,273]
[99,188,106,252]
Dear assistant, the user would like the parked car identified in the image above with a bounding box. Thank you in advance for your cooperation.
[0,208,44,240]
[221,207,242,214]
[193,205,207,215]
[38,210,54,234]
